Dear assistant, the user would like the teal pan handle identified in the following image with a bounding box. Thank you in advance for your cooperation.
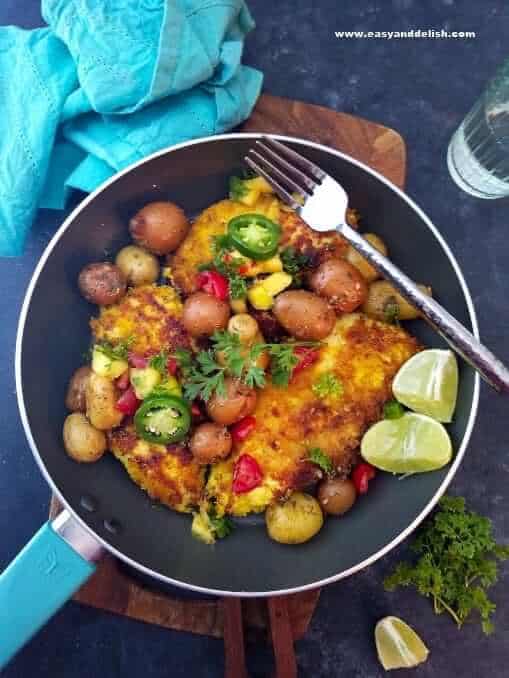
[0,511,101,669]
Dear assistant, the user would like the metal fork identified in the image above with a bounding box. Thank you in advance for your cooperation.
[245,136,509,393]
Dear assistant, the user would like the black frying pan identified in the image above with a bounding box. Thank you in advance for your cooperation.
[0,134,479,666]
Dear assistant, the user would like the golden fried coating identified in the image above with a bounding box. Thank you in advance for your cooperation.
[90,283,189,354]
[204,314,420,517]
[108,426,205,513]
[170,197,359,295]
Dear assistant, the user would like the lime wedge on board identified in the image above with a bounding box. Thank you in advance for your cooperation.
[375,616,429,670]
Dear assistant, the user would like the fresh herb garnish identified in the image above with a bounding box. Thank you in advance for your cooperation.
[307,447,334,475]
[206,235,248,300]
[229,176,248,202]
[175,334,318,401]
[383,399,405,419]
[280,246,310,287]
[312,372,343,400]
[95,336,133,361]
[149,350,168,376]
[227,271,248,300]
[208,512,234,539]
[384,298,400,325]
[384,495,509,635]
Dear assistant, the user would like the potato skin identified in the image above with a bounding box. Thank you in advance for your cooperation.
[129,201,190,255]
[206,377,257,425]
[115,245,160,286]
[78,263,127,305]
[317,478,356,516]
[266,492,324,544]
[190,422,232,464]
[182,291,230,337]
[65,366,92,412]
[362,280,432,321]
[63,413,106,462]
[86,372,123,430]
[310,259,368,313]
[273,290,335,340]
[346,232,388,282]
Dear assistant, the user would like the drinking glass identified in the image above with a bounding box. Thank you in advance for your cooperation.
[448,59,509,199]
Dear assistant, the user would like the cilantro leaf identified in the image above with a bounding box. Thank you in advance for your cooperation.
[229,176,248,202]
[95,336,133,361]
[268,344,300,386]
[149,350,168,376]
[280,246,310,286]
[312,372,343,400]
[384,495,509,634]
[307,447,334,475]
[384,298,400,325]
[383,399,405,419]
[208,513,234,539]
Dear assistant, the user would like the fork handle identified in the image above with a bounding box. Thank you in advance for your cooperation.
[338,222,509,393]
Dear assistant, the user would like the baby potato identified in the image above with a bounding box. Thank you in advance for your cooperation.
[266,492,324,544]
[317,478,357,516]
[190,422,232,464]
[206,377,257,425]
[273,290,335,341]
[228,314,260,345]
[346,232,388,282]
[63,413,106,463]
[115,245,160,286]
[362,280,432,322]
[65,366,92,412]
[182,291,230,337]
[78,262,126,305]
[310,259,368,313]
[129,201,190,255]
[86,372,123,430]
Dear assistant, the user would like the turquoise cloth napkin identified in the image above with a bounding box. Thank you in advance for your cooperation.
[0,0,263,256]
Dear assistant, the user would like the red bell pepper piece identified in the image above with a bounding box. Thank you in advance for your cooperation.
[167,357,178,376]
[115,386,140,416]
[232,454,263,494]
[115,370,130,390]
[128,352,149,368]
[231,416,256,444]
[191,402,202,418]
[352,462,376,495]
[197,270,229,301]
[292,347,320,378]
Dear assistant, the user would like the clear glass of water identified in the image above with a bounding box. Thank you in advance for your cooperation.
[448,59,509,199]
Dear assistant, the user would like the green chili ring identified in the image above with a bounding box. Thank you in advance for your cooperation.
[134,394,191,444]
[227,213,281,260]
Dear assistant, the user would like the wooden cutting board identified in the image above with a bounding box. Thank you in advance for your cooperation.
[49,93,406,640]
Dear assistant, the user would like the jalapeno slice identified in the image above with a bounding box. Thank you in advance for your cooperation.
[227,214,281,260]
[134,394,191,444]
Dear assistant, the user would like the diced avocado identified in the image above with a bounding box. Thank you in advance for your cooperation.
[191,512,216,545]
[130,366,162,399]
[91,347,128,379]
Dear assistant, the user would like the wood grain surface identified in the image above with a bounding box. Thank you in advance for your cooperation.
[49,93,405,640]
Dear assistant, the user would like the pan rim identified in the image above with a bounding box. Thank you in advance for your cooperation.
[15,132,480,597]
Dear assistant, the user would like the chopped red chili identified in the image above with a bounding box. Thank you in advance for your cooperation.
[128,352,149,369]
[115,370,130,390]
[352,463,376,494]
[167,357,178,376]
[231,416,256,444]
[197,270,229,301]
[232,454,263,494]
[292,347,320,378]
[115,386,140,416]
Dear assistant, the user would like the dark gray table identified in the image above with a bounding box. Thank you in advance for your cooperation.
[1,2,508,676]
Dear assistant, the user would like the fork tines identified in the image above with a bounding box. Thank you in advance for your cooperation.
[245,137,325,209]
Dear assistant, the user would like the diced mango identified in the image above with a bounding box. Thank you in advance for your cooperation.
[231,297,248,313]
[130,367,162,399]
[261,272,292,297]
[91,348,128,379]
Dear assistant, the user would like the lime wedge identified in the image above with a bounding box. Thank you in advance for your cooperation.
[361,413,452,473]
[375,616,429,670]
[392,349,458,423]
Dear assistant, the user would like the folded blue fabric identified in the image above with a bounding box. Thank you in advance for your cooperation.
[0,1,263,256]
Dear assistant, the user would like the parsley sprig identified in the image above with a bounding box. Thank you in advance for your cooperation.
[174,333,319,401]
[312,372,343,400]
[198,235,248,300]
[384,495,509,634]
[95,336,134,361]
[280,246,310,287]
